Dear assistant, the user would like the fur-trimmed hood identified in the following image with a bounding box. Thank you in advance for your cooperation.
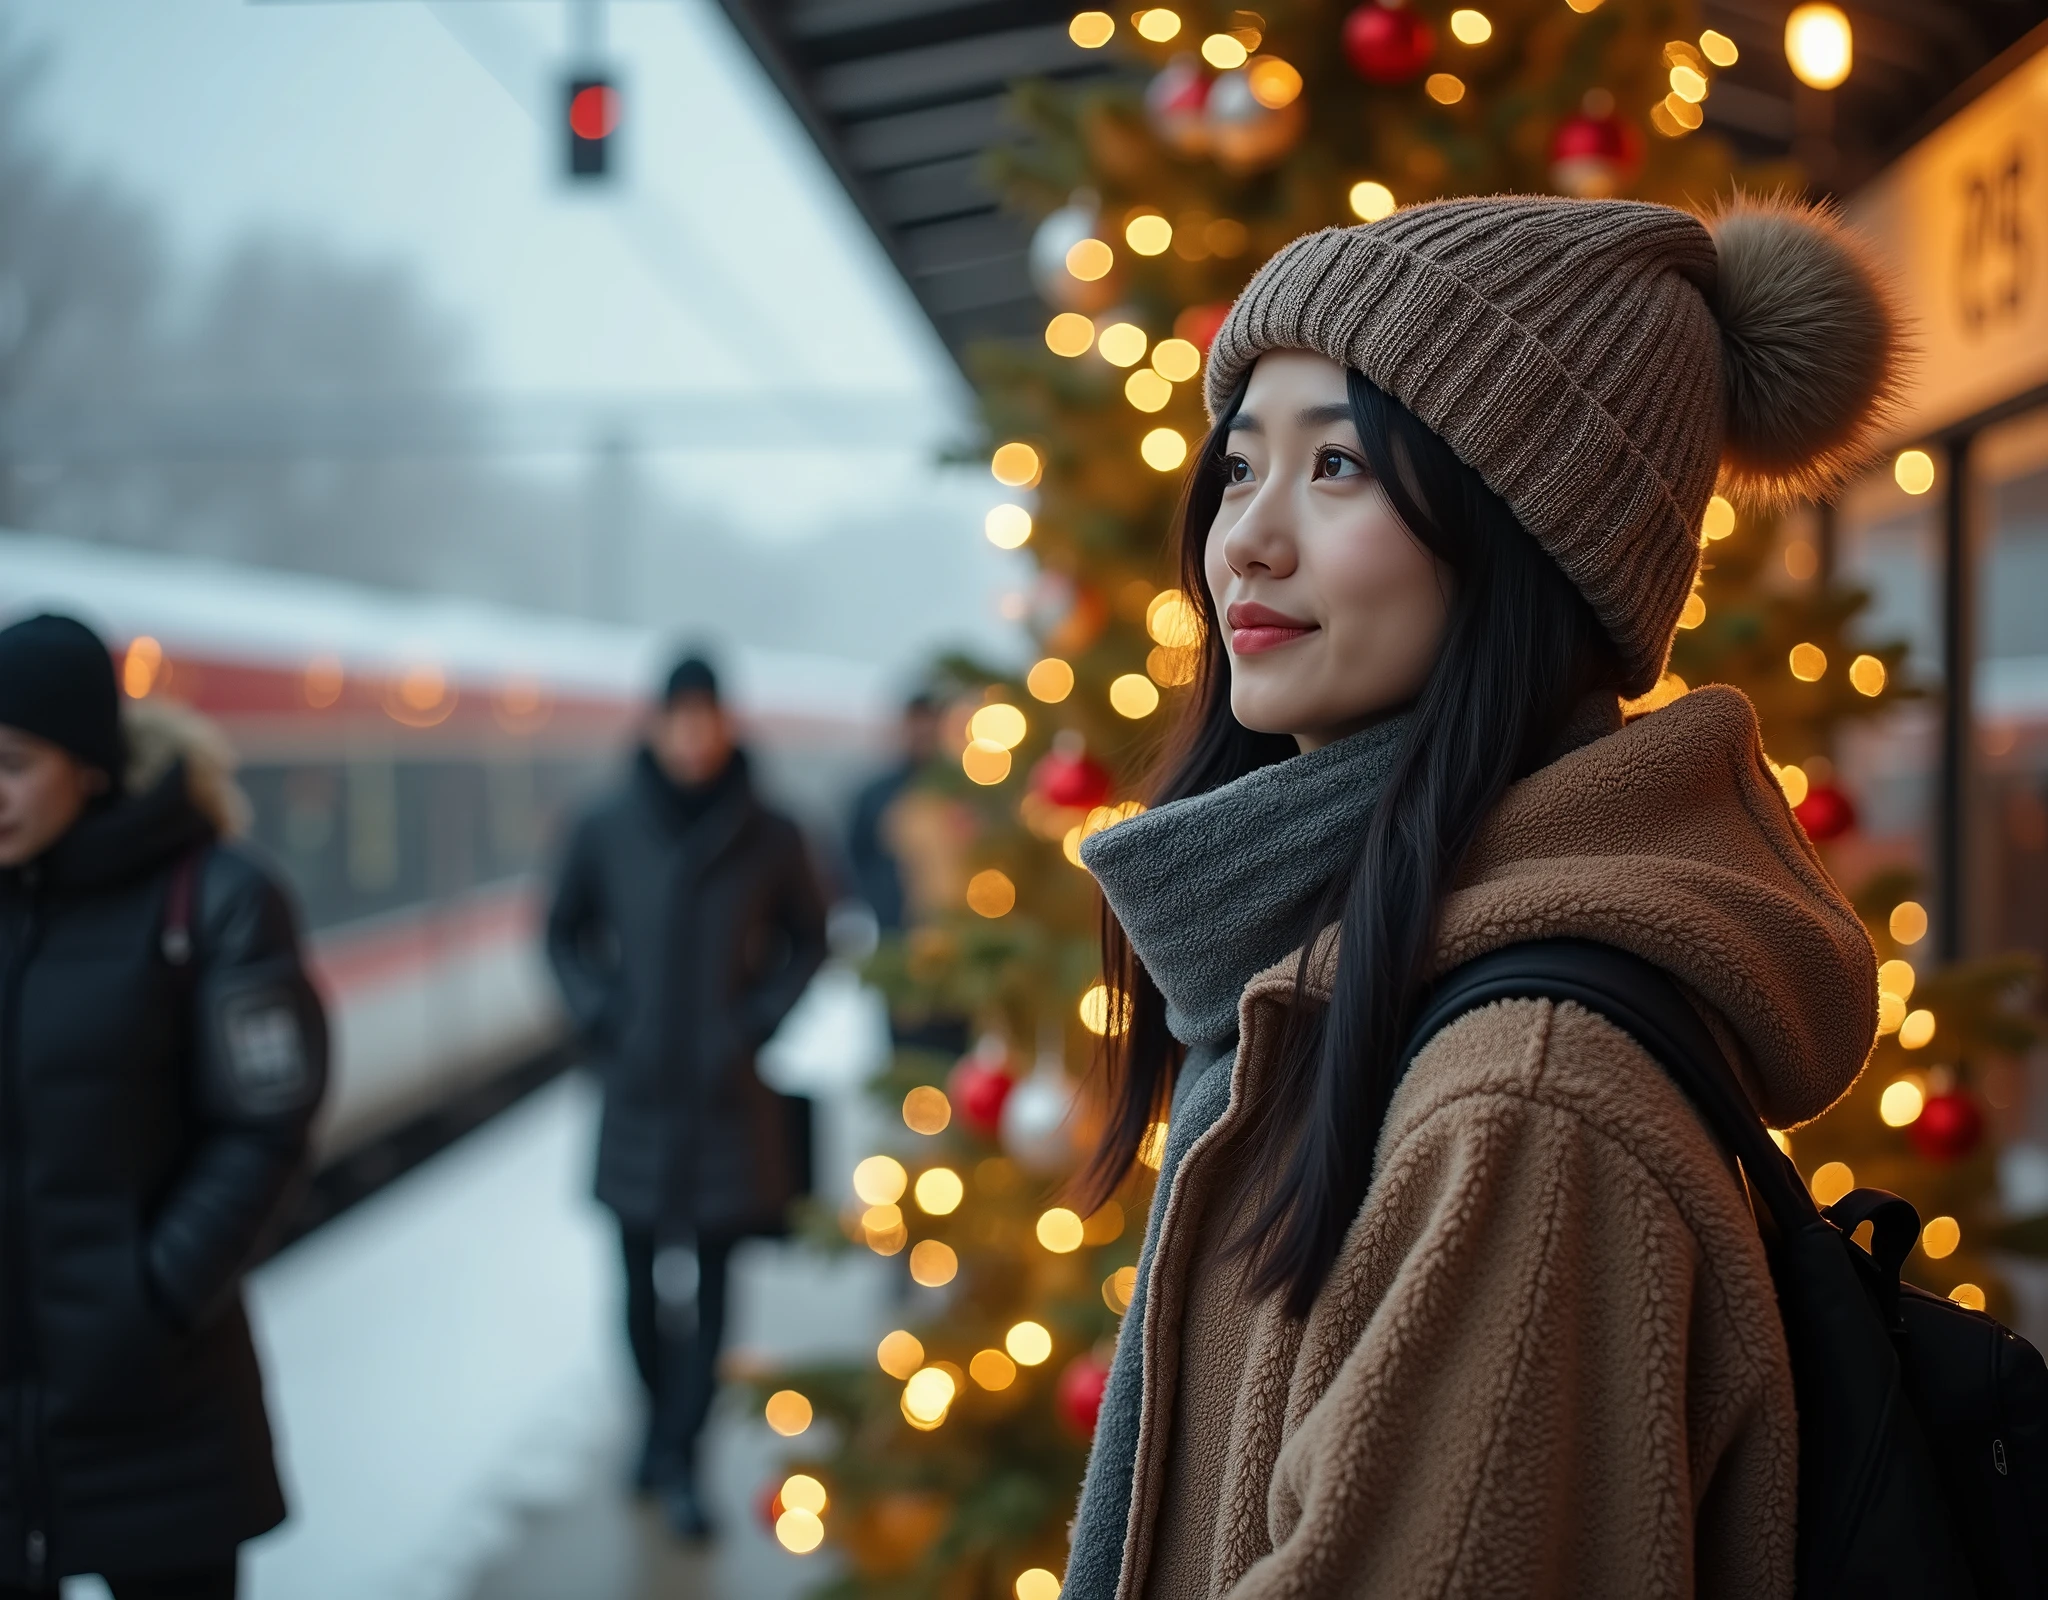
[123,699,250,840]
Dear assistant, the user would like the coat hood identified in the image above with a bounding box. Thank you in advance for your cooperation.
[124,699,250,839]
[1271,685,1875,1129]
[1438,684,1875,1127]
[40,761,212,891]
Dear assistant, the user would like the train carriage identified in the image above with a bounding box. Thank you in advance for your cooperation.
[0,531,889,1158]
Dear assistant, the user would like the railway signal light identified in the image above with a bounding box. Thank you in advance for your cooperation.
[565,76,620,179]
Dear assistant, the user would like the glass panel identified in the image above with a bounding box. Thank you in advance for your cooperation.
[1973,408,2048,964]
[1832,463,1944,897]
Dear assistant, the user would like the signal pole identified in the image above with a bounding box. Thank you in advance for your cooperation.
[565,0,617,182]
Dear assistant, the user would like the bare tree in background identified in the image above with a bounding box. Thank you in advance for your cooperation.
[0,24,599,611]
[0,35,164,533]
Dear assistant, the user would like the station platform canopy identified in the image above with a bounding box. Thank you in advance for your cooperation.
[713,0,2048,372]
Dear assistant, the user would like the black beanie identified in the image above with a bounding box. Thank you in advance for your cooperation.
[663,654,720,705]
[0,614,123,777]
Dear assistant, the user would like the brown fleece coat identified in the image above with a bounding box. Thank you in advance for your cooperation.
[1120,687,1875,1600]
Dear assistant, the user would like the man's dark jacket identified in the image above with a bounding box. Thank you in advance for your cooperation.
[546,749,827,1238]
[0,766,327,1585]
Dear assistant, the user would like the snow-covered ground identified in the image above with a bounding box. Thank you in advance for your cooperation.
[65,969,894,1600]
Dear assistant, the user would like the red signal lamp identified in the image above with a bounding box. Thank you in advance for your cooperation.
[566,77,620,179]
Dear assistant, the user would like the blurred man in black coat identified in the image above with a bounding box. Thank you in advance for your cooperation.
[0,616,326,1600]
[546,655,826,1539]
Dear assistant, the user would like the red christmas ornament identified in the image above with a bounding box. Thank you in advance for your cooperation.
[1908,1091,1984,1163]
[1173,301,1230,353]
[1343,1,1435,86]
[1549,109,1643,198]
[1794,782,1858,842]
[948,1055,1016,1138]
[1031,748,1113,810]
[1146,55,1212,157]
[1057,1352,1111,1437]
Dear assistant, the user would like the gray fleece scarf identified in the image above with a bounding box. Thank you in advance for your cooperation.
[1065,715,1408,1600]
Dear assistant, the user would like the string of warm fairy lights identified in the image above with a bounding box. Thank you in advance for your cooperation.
[756,1056,1165,1577]
[1807,890,1977,1314]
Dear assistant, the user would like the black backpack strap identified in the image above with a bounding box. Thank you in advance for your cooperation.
[1823,1188,1923,1287]
[161,844,206,971]
[1401,938,1820,1236]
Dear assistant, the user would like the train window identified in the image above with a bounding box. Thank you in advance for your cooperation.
[237,747,613,936]
[423,763,484,897]
[347,760,400,894]
[486,755,540,870]
[283,769,338,859]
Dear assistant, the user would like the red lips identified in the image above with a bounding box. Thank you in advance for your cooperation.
[1225,600,1316,656]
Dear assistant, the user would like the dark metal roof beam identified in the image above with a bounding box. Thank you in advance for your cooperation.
[842,94,1013,171]
[871,155,995,223]
[814,23,1084,115]
[790,0,985,40]
[899,211,1025,275]
[917,256,1036,315]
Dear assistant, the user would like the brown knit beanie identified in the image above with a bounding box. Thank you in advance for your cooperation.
[1203,195,1902,694]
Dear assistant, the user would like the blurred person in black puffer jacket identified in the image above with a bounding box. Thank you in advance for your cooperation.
[0,615,326,1600]
[547,653,827,1543]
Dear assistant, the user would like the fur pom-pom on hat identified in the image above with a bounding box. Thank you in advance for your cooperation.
[1708,196,1904,503]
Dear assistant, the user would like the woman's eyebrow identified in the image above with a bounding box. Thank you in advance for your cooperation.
[1297,403,1352,427]
[1227,412,1263,434]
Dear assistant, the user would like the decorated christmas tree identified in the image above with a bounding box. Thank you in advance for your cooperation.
[743,3,2040,1594]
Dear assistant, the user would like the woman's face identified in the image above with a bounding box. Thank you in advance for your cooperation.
[1204,351,1452,751]
[0,726,104,867]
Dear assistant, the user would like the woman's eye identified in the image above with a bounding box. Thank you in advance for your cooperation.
[1314,449,1362,480]
[1224,455,1253,485]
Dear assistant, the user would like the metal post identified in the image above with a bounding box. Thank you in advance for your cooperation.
[1937,432,1975,962]
[570,0,607,64]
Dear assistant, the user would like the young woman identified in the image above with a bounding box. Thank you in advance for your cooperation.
[0,615,326,1600]
[1066,196,1899,1598]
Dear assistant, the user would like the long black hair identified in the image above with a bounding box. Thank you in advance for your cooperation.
[1082,367,1624,1317]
